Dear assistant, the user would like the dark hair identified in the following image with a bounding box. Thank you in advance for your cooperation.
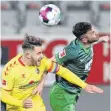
[72,22,92,39]
[22,34,42,50]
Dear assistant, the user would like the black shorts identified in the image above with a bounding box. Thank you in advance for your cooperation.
[1,102,6,111]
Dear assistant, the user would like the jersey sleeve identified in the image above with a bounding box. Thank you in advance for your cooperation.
[1,88,23,107]
[2,67,15,91]
[1,67,23,107]
[55,46,78,65]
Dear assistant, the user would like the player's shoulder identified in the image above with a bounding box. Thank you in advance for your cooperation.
[2,54,22,75]
[41,56,52,65]
[68,39,80,48]
[41,56,49,63]
[65,39,80,55]
[40,56,50,70]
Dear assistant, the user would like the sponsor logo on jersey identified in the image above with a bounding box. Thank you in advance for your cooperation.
[59,49,66,58]
[29,80,34,84]
[21,74,26,78]
[19,81,38,89]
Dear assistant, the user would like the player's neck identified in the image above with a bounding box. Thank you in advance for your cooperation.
[81,41,91,48]
[83,43,91,48]
[21,55,32,66]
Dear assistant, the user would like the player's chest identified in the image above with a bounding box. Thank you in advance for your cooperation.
[15,66,45,84]
[67,52,93,69]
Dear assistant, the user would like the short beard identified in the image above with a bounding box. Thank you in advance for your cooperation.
[88,39,98,44]
[30,57,37,66]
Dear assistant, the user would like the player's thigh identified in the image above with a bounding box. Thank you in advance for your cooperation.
[51,103,75,111]
[50,84,65,111]
[50,83,64,105]
[50,83,76,111]
[63,104,75,111]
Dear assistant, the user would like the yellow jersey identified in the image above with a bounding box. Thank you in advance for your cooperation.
[1,53,87,111]
[2,54,48,111]
[2,54,47,99]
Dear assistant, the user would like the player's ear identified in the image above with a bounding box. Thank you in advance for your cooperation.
[82,37,87,43]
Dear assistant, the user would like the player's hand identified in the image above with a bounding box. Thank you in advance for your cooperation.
[84,85,103,93]
[32,83,44,96]
[23,98,33,108]
[100,36,109,43]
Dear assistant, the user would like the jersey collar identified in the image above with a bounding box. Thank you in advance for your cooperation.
[76,39,91,53]
[18,55,25,66]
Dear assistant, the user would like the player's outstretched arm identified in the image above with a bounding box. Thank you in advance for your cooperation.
[84,85,103,93]
[46,59,86,88]
[45,59,103,93]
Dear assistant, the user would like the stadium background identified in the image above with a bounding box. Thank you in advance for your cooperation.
[1,1,110,111]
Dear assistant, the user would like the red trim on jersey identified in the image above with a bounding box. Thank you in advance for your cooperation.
[2,80,6,85]
[10,64,12,67]
[29,80,34,84]
[6,67,8,71]
[5,72,7,75]
[18,56,25,66]
[13,61,16,65]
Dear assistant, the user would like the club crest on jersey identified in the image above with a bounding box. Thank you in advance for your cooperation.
[59,49,66,58]
[21,74,26,78]
[36,68,40,74]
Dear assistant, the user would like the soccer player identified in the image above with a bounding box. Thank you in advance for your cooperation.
[32,22,109,111]
[0,34,103,111]
[49,22,109,111]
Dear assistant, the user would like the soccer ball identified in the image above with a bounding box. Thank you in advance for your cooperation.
[39,4,61,26]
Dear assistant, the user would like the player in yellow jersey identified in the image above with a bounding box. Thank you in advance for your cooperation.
[1,34,103,111]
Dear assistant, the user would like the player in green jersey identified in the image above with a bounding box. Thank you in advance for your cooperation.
[32,22,109,111]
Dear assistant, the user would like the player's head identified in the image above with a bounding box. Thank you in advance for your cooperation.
[22,34,43,66]
[72,22,99,43]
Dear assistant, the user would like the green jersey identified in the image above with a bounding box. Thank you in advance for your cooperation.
[55,39,94,93]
